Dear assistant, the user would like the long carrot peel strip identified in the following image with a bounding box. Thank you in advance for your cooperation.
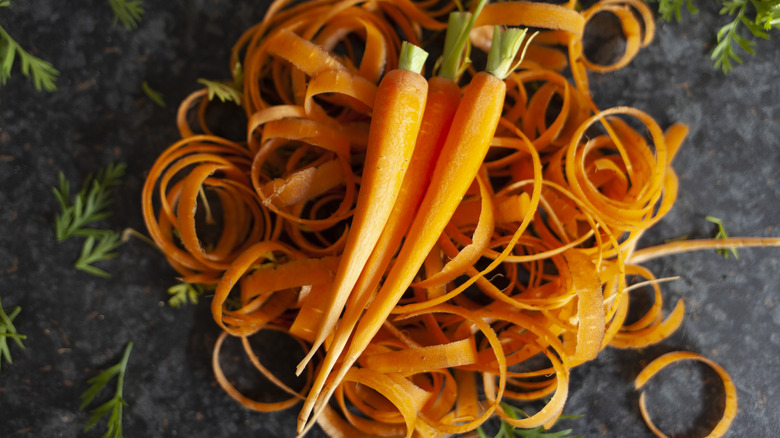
[474,2,585,37]
[260,158,345,207]
[610,298,685,349]
[213,329,311,412]
[635,352,738,438]
[563,249,605,362]
[628,237,780,265]
[413,171,494,289]
[361,337,478,373]
[266,29,349,77]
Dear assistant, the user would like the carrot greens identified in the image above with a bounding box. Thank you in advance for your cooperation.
[650,0,699,21]
[706,216,739,259]
[486,26,532,79]
[437,0,486,80]
[142,80,165,107]
[53,163,126,277]
[0,297,26,373]
[168,282,205,308]
[477,404,583,438]
[80,342,133,438]
[645,0,780,72]
[197,78,242,105]
[108,0,144,30]
[74,233,123,278]
[0,2,59,92]
[710,0,779,73]
[53,163,126,242]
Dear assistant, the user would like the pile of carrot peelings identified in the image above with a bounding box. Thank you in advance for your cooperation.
[141,0,780,436]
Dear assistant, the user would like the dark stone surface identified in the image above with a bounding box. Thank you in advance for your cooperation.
[1,1,778,437]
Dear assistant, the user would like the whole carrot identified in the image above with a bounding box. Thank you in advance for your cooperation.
[295,4,489,429]
[298,26,533,436]
[295,41,429,375]
[342,0,490,318]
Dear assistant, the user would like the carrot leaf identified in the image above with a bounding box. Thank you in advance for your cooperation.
[142,80,166,107]
[53,162,126,242]
[705,216,739,258]
[168,282,204,308]
[198,78,242,105]
[398,41,428,74]
[80,342,133,438]
[75,232,123,278]
[108,0,144,30]
[477,403,584,438]
[0,20,59,92]
[645,0,780,73]
[0,297,26,373]
[648,0,699,22]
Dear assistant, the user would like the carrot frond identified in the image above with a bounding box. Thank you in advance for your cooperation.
[705,215,739,259]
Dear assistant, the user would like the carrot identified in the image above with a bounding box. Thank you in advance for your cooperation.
[295,5,485,428]
[297,25,533,434]
[295,41,430,375]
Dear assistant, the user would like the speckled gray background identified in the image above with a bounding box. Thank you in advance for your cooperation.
[1,1,778,437]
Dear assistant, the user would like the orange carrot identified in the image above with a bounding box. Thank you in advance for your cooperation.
[297,26,533,434]
[295,6,484,428]
[296,75,461,422]
[295,41,429,374]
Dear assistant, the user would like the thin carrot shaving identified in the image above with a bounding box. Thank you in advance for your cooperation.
[610,298,685,349]
[139,0,780,436]
[361,337,478,374]
[563,249,605,362]
[213,329,311,412]
[635,351,738,438]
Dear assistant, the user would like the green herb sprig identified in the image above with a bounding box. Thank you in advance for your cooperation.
[705,215,739,258]
[80,342,133,438]
[197,78,242,105]
[108,0,144,30]
[0,297,26,373]
[645,0,780,73]
[142,80,165,107]
[53,163,126,276]
[53,163,126,242]
[0,2,59,92]
[167,282,204,308]
[75,233,123,278]
[477,403,583,438]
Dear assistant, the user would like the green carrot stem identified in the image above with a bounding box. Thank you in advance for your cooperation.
[398,41,429,74]
[438,0,488,81]
[486,26,531,80]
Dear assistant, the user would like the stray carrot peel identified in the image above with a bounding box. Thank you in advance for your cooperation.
[635,352,737,438]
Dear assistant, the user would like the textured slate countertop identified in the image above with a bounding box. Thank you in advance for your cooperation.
[1,1,778,437]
